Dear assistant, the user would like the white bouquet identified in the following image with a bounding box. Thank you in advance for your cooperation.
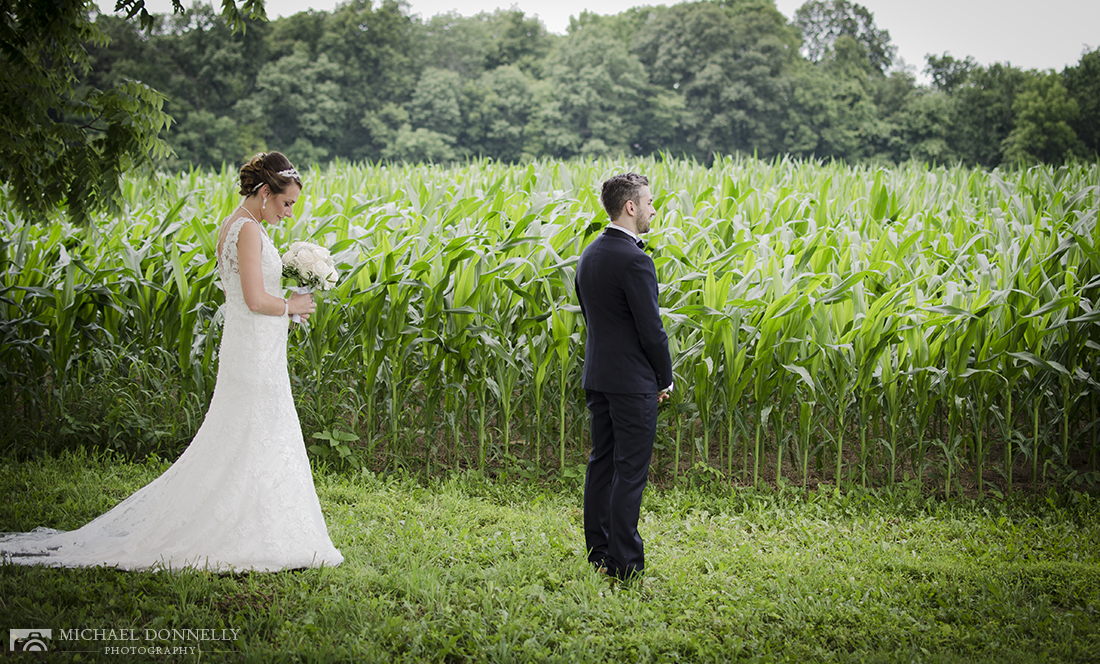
[281,242,339,324]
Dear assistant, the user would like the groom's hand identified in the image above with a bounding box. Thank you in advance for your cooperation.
[657,382,673,404]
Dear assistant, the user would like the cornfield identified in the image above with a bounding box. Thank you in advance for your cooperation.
[1,156,1098,496]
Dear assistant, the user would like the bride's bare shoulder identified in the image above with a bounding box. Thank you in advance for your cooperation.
[235,218,262,242]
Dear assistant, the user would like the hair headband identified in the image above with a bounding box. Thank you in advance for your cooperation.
[250,167,301,191]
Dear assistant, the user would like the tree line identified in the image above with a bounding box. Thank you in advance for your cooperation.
[3,0,1098,227]
[82,0,1099,172]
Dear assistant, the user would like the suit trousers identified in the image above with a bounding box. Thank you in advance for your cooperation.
[583,389,658,579]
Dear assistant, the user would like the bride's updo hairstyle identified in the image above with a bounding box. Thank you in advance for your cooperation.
[238,151,303,197]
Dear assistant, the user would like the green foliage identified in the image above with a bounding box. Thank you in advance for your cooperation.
[634,0,799,160]
[942,62,1034,169]
[419,11,497,78]
[1064,49,1100,156]
[383,127,457,163]
[237,43,348,162]
[890,89,956,164]
[540,21,651,158]
[780,39,896,162]
[482,9,552,73]
[408,68,463,137]
[1,157,1097,496]
[0,0,172,225]
[309,429,362,468]
[111,0,266,33]
[926,52,978,93]
[0,0,273,225]
[794,0,897,74]
[459,65,540,162]
[2,453,1099,661]
[1002,72,1082,165]
[32,0,1094,181]
[271,0,420,163]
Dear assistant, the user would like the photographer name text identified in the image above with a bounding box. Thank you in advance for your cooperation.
[58,628,240,642]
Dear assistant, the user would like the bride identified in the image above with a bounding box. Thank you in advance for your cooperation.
[0,152,343,572]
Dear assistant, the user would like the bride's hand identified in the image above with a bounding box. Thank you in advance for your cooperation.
[287,291,316,318]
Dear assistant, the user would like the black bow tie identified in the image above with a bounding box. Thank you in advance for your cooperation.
[635,239,645,249]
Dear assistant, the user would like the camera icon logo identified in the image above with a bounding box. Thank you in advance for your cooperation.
[9,629,52,652]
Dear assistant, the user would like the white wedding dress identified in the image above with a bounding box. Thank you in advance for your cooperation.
[0,217,343,572]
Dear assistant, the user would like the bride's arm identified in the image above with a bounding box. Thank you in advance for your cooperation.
[236,222,316,317]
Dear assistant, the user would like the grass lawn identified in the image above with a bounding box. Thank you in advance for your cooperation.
[1,451,1098,663]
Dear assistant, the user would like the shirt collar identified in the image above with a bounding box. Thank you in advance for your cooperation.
[607,222,642,244]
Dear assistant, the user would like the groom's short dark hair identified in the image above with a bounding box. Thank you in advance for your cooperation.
[601,173,649,221]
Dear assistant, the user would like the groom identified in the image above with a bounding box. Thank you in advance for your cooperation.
[575,172,673,581]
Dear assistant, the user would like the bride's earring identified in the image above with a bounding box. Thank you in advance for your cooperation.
[262,196,267,211]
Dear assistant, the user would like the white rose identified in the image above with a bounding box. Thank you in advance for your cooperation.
[284,242,308,267]
[281,245,298,265]
[297,247,317,266]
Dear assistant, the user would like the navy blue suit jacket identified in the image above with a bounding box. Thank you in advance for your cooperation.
[575,227,673,394]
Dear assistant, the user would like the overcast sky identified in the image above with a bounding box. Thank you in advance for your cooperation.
[99,0,1099,82]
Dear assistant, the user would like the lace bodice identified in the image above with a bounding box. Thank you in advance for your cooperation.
[219,216,285,306]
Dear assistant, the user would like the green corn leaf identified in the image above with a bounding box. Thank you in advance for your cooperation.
[1006,351,1070,376]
